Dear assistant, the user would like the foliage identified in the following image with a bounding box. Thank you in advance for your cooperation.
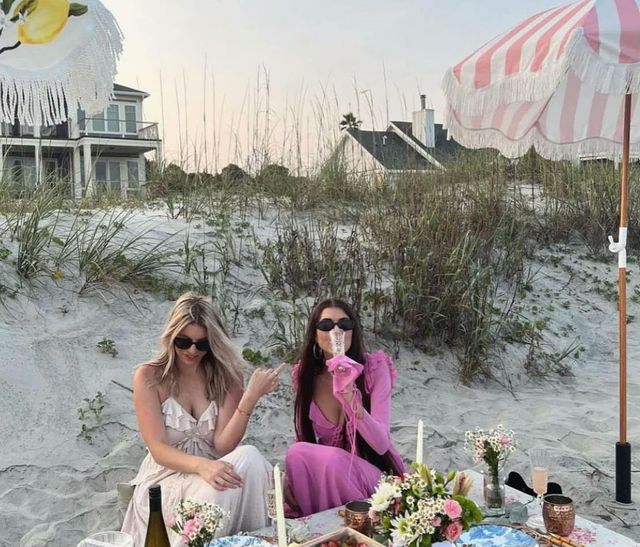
[369,463,482,547]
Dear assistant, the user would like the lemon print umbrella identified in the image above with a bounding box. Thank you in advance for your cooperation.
[15,0,88,44]
[0,0,88,52]
[0,0,122,126]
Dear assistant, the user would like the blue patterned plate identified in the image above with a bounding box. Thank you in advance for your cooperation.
[458,524,538,546]
[207,535,273,547]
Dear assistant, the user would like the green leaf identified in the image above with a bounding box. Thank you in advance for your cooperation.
[69,2,88,16]
[1,0,12,14]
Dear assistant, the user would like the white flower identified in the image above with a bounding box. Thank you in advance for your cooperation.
[371,481,400,512]
[0,11,6,29]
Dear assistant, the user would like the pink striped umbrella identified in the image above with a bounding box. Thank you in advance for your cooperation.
[443,0,636,504]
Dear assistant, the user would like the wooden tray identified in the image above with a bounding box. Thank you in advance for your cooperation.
[298,526,386,547]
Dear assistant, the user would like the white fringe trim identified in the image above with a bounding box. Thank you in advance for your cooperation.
[445,108,640,161]
[0,0,123,126]
[443,30,640,116]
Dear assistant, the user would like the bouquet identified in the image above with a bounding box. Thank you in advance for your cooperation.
[368,463,482,546]
[464,425,515,478]
[167,499,229,547]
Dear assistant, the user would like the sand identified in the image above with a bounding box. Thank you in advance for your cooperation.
[0,205,638,546]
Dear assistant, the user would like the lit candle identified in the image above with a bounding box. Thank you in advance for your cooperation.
[273,464,287,547]
[416,419,424,464]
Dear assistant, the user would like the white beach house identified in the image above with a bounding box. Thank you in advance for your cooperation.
[0,83,162,198]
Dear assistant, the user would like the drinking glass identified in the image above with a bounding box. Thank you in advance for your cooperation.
[329,329,345,356]
[529,448,550,528]
[266,488,277,535]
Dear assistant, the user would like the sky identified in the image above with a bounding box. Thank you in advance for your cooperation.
[104,0,565,173]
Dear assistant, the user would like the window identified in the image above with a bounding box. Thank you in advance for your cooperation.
[92,111,105,132]
[94,160,122,192]
[106,105,120,133]
[124,105,137,134]
[94,160,107,181]
[127,160,139,188]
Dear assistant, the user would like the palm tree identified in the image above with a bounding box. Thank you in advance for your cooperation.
[339,112,362,131]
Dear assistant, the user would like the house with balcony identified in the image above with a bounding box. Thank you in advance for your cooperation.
[0,83,162,198]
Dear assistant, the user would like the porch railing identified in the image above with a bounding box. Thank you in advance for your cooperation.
[79,118,160,140]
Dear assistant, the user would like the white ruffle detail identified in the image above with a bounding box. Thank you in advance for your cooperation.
[162,398,218,431]
[444,106,640,161]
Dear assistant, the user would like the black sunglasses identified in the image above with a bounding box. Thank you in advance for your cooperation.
[174,336,211,352]
[316,318,355,332]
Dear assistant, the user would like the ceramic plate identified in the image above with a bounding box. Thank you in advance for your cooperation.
[207,535,274,547]
[458,524,537,546]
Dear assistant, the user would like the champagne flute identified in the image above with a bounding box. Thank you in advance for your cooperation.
[529,448,549,528]
[266,472,277,538]
[329,328,345,357]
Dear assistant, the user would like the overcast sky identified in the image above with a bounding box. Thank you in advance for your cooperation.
[104,0,564,171]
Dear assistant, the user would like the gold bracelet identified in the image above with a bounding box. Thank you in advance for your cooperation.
[236,406,251,417]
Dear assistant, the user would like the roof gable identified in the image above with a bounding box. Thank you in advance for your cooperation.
[113,83,149,98]
[347,128,433,170]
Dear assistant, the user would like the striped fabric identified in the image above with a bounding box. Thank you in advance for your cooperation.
[442,0,640,159]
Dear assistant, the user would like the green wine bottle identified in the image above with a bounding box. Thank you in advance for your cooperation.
[144,484,170,547]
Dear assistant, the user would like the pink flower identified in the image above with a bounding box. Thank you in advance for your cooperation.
[453,472,473,496]
[445,521,463,542]
[165,515,177,528]
[443,499,462,520]
[394,498,402,513]
[500,436,512,447]
[431,517,442,527]
[183,517,197,536]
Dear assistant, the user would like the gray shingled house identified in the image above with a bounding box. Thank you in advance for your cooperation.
[329,96,459,183]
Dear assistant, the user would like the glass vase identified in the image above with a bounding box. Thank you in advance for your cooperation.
[483,467,505,516]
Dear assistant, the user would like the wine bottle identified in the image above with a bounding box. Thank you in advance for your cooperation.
[144,484,170,547]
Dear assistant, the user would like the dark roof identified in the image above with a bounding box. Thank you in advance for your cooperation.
[347,128,433,170]
[390,121,412,135]
[113,83,148,96]
[389,121,461,163]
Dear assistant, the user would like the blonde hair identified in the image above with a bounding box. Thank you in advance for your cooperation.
[147,292,245,404]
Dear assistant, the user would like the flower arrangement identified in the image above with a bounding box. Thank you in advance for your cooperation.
[464,425,515,477]
[368,463,482,546]
[464,425,516,513]
[167,499,229,547]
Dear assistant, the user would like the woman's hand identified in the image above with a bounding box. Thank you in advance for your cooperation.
[197,458,243,491]
[283,472,301,513]
[245,363,286,400]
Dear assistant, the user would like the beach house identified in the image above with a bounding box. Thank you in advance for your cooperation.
[329,95,459,183]
[0,83,162,198]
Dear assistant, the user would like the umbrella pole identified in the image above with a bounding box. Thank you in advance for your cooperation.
[615,93,632,504]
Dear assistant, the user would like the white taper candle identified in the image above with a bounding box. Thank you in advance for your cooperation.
[273,464,287,547]
[416,419,424,464]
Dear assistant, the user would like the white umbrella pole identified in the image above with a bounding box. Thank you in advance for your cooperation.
[614,93,632,504]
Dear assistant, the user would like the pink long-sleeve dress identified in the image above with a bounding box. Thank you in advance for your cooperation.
[286,350,406,516]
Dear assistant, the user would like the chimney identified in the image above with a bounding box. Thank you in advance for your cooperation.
[412,94,435,148]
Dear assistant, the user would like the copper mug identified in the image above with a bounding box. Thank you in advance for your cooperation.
[342,500,372,536]
[543,494,575,536]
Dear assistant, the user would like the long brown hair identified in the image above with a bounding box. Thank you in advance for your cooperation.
[294,298,401,475]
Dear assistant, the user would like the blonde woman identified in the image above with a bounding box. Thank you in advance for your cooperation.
[122,293,283,545]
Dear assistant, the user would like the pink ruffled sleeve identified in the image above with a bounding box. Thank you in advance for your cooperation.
[342,350,397,455]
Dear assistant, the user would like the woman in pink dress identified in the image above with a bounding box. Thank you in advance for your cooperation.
[285,298,406,516]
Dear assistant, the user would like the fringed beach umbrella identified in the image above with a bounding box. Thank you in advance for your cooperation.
[443,0,639,504]
[0,0,122,126]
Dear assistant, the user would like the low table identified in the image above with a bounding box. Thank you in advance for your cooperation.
[251,469,636,546]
